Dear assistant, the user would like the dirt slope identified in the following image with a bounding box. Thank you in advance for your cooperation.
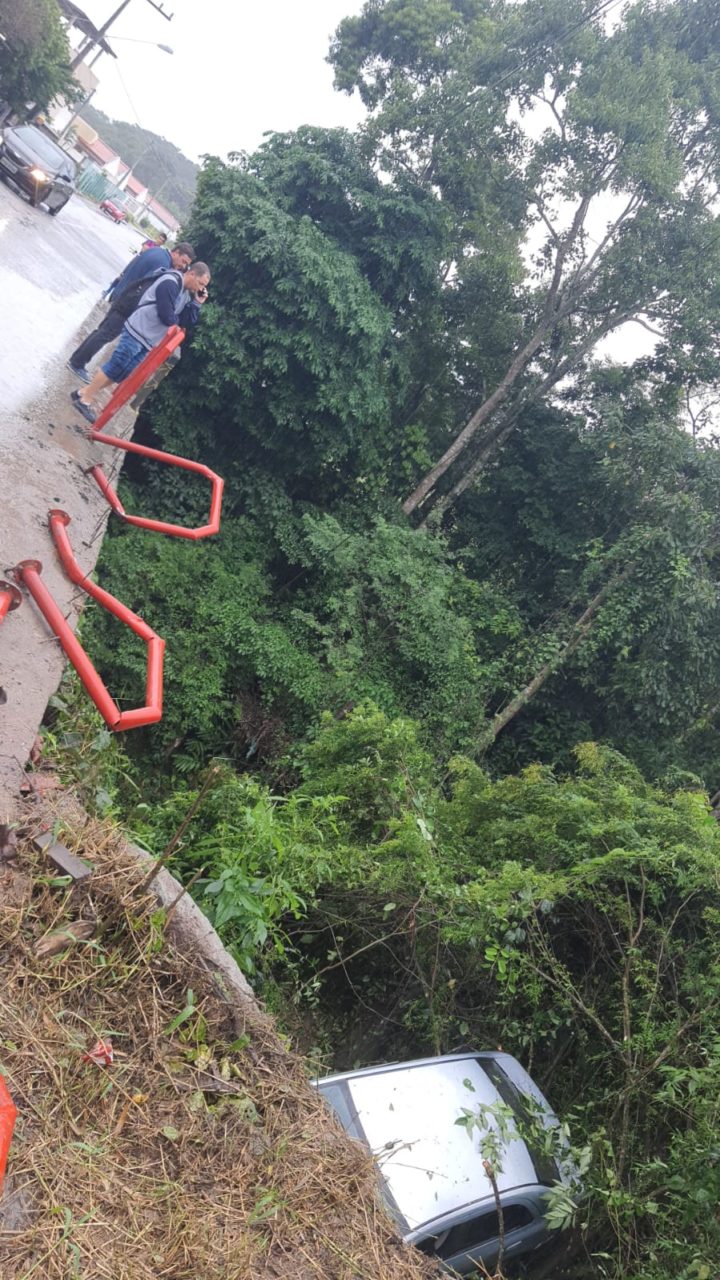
[0,807,439,1280]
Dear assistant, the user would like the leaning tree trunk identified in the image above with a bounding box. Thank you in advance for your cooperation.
[401,325,551,516]
[490,569,632,742]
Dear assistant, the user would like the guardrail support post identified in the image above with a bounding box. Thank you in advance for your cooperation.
[0,1074,17,1195]
[0,581,21,624]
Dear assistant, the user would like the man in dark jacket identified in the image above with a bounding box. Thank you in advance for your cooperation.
[70,261,211,425]
[67,240,194,381]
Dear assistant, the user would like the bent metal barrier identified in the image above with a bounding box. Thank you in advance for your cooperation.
[85,323,224,540]
[13,537,165,732]
[10,325,223,733]
[87,435,224,539]
[0,1074,17,1194]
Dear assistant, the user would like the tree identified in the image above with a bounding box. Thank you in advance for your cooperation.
[330,0,720,518]
[0,0,45,46]
[149,131,447,501]
[0,0,78,117]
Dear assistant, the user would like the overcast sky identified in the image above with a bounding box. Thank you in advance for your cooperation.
[76,0,366,161]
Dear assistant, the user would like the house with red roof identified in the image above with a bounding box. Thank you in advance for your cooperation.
[123,173,149,201]
[144,196,181,237]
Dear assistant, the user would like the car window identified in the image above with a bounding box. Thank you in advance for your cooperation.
[478,1058,560,1186]
[416,1204,534,1261]
[14,127,76,179]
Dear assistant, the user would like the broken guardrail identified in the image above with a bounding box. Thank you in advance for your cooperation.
[8,324,223,736]
[87,433,224,540]
[92,324,185,434]
[13,509,165,732]
[81,323,224,539]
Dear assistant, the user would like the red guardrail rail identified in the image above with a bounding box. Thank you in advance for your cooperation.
[92,325,185,434]
[13,515,165,732]
[86,434,224,540]
[0,1073,17,1194]
[0,580,21,624]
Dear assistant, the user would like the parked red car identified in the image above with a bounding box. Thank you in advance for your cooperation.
[100,198,127,224]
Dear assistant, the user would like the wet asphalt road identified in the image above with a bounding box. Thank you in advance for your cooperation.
[0,179,143,425]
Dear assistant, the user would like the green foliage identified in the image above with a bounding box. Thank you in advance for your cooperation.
[331,0,720,512]
[0,0,78,115]
[131,767,343,974]
[148,135,447,500]
[83,520,327,769]
[286,714,720,1280]
[85,509,524,767]
[50,698,720,1279]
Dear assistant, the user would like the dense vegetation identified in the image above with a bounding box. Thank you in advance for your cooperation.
[0,0,78,117]
[54,1,720,1276]
[80,104,198,219]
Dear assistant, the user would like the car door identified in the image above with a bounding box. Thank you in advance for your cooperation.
[416,1202,538,1275]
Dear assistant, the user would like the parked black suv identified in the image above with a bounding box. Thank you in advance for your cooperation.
[0,124,76,215]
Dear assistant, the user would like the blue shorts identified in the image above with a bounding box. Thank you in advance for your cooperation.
[102,330,147,383]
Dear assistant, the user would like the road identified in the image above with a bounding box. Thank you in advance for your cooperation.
[0,181,145,815]
[0,182,143,423]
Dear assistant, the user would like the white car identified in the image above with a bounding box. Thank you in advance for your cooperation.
[316,1051,574,1275]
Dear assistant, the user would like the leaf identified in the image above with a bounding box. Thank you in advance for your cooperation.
[164,991,196,1036]
[161,1125,180,1141]
[34,920,95,958]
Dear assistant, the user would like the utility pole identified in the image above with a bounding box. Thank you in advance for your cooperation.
[70,0,173,71]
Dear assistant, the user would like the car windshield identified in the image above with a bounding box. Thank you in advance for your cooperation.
[13,127,76,179]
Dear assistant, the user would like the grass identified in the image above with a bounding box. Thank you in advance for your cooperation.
[0,806,438,1279]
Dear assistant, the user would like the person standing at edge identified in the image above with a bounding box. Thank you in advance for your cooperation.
[70,261,211,426]
[68,241,195,382]
[141,231,168,251]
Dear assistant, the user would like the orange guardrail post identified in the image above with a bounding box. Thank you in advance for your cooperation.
[0,581,21,624]
[0,1074,17,1195]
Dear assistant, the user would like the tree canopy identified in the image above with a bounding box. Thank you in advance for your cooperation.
[331,0,720,517]
[0,0,77,116]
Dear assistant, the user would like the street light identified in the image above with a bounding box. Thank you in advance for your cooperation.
[110,36,174,54]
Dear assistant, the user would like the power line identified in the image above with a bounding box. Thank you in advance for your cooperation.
[488,0,627,93]
[111,58,145,129]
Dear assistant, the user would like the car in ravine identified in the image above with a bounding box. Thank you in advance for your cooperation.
[316,1051,575,1275]
[0,124,77,215]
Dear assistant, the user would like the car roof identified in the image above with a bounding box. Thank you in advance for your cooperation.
[317,1053,553,1234]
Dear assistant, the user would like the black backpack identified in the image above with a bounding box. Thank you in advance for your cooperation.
[111,266,166,319]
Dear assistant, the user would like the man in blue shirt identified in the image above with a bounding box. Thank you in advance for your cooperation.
[67,240,194,381]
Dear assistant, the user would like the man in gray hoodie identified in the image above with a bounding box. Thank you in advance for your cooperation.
[70,261,211,425]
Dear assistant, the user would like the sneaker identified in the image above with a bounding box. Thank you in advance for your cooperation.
[70,389,96,425]
[67,361,91,384]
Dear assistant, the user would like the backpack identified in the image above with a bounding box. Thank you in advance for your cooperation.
[111,266,167,319]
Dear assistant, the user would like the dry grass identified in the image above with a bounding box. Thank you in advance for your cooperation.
[0,812,439,1280]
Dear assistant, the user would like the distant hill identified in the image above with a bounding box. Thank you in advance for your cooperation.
[80,104,198,222]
